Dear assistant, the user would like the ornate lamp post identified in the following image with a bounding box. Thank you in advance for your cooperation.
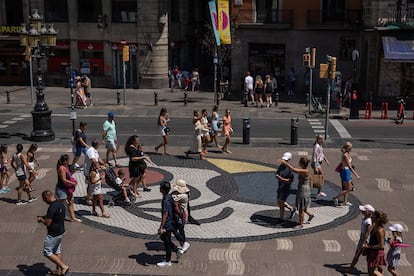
[19,9,57,141]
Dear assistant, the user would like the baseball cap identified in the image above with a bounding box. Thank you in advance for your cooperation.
[282,152,292,161]
[359,204,375,213]
[108,111,114,117]
[389,223,404,232]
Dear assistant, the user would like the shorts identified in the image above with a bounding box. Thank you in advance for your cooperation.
[55,185,68,200]
[315,161,322,169]
[74,146,88,157]
[17,174,27,181]
[106,140,117,151]
[340,168,352,182]
[0,166,7,173]
[43,233,64,257]
[277,186,290,202]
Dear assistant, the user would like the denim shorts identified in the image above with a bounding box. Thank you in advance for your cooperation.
[74,146,88,157]
[106,140,116,151]
[340,168,352,182]
[43,233,64,257]
[55,186,68,200]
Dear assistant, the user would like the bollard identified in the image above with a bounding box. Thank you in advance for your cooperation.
[290,118,299,145]
[154,91,158,106]
[242,117,250,144]
[274,92,279,107]
[184,91,188,106]
[116,91,121,105]
[6,90,10,104]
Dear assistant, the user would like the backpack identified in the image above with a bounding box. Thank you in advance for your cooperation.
[105,167,118,186]
[169,195,187,226]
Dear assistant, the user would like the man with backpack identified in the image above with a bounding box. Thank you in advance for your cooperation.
[171,180,191,253]
[157,181,185,267]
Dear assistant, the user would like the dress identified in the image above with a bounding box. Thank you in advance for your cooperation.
[366,228,386,268]
[13,153,26,180]
[211,112,219,132]
[91,169,102,195]
[188,120,206,153]
[222,115,232,137]
[159,117,169,136]
[386,236,402,267]
[127,145,141,178]
[296,174,311,210]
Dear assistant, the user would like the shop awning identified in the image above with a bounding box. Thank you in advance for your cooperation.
[382,36,414,62]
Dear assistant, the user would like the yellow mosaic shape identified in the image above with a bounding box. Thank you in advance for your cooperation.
[208,158,274,174]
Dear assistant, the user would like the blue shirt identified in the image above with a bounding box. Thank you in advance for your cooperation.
[161,194,175,231]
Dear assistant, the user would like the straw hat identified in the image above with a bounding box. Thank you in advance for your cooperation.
[172,179,190,194]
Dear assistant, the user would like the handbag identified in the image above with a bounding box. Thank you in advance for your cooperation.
[335,163,342,173]
[311,174,324,189]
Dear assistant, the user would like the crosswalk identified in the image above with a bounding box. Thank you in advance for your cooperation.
[307,118,353,139]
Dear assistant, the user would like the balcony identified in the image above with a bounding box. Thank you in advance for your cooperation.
[307,9,362,29]
[364,3,414,27]
[234,9,293,27]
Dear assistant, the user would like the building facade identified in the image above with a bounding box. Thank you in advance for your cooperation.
[0,0,169,88]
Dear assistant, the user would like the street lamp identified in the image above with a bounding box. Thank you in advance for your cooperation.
[350,49,360,119]
[19,9,57,141]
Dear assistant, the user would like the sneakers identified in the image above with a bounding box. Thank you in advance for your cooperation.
[16,200,27,206]
[73,163,81,169]
[182,242,190,253]
[176,248,184,259]
[157,260,172,267]
[333,198,339,207]
[344,202,353,206]
[289,207,297,219]
[143,187,151,192]
[28,197,38,203]
[317,192,327,197]
[293,224,303,229]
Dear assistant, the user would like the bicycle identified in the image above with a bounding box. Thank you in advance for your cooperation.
[394,97,408,125]
[311,95,324,114]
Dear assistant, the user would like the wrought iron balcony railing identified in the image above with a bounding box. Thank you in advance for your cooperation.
[307,9,362,27]
[235,9,293,25]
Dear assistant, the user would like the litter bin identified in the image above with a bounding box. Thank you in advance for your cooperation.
[242,117,250,144]
[290,118,299,145]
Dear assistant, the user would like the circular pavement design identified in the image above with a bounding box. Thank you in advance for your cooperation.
[72,155,360,242]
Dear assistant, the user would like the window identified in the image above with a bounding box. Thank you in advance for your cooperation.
[45,0,68,22]
[78,0,102,22]
[5,0,23,25]
[256,0,279,23]
[322,0,345,21]
[112,0,137,23]
[339,38,356,61]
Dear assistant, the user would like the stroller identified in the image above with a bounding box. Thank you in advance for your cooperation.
[105,167,136,206]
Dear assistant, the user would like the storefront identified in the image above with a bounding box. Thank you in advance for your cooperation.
[78,41,104,76]
[248,43,285,83]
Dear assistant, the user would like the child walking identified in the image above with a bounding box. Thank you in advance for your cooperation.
[0,144,11,193]
[387,223,404,276]
[27,144,40,191]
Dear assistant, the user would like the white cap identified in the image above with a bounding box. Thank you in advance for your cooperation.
[389,223,404,232]
[359,204,375,213]
[282,152,292,161]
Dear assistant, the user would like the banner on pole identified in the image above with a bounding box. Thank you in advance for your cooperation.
[208,1,221,46]
[218,0,231,44]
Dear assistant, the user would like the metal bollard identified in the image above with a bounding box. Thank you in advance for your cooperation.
[290,118,299,145]
[154,91,158,106]
[274,92,279,107]
[242,117,250,144]
[116,91,121,105]
[184,91,188,106]
[6,90,10,104]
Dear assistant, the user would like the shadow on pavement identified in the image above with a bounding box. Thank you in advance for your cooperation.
[17,263,50,275]
[324,263,367,275]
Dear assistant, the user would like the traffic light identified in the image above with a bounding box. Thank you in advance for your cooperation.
[320,63,328,79]
[122,45,129,62]
[330,57,337,79]
[303,53,310,67]
[311,48,316,67]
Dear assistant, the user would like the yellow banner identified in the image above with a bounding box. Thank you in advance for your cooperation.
[218,0,231,44]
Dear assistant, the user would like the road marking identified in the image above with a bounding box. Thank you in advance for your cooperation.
[376,178,393,192]
[208,243,246,275]
[36,168,51,179]
[3,120,16,124]
[276,238,293,250]
[347,230,360,245]
[402,184,414,191]
[330,119,352,138]
[307,119,326,135]
[11,117,24,121]
[357,155,369,161]
[0,125,7,128]
[297,151,308,156]
[322,240,341,252]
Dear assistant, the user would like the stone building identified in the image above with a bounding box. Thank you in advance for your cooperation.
[0,0,169,88]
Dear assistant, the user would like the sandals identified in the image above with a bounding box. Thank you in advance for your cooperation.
[102,213,110,218]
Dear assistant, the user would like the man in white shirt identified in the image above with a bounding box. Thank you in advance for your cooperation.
[83,140,106,205]
[244,72,254,105]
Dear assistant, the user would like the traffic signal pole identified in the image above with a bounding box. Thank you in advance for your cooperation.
[304,47,316,114]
